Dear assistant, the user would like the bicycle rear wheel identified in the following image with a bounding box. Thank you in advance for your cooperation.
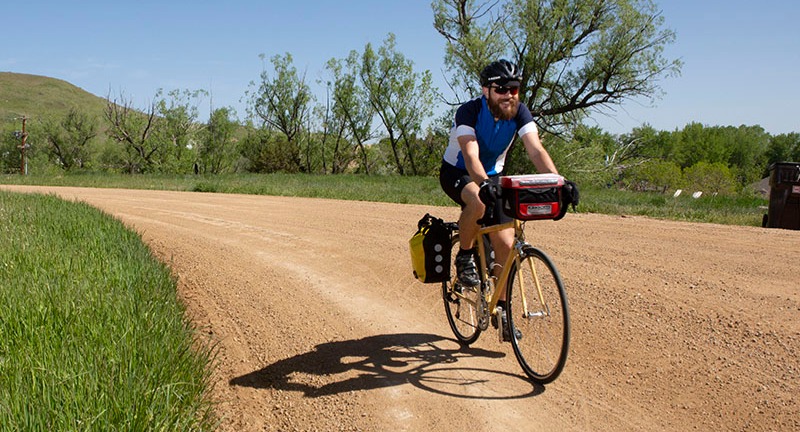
[442,234,481,344]
[506,246,570,384]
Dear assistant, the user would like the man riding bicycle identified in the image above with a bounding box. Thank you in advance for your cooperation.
[439,59,559,340]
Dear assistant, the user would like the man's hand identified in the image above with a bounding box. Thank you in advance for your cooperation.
[554,179,579,221]
[564,180,580,208]
[478,179,498,206]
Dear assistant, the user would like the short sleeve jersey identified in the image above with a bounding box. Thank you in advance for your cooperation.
[442,96,538,175]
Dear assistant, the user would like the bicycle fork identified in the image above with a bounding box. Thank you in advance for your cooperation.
[514,242,551,320]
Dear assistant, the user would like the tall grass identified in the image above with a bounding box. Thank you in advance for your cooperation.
[0,172,770,226]
[0,191,215,430]
[582,186,768,226]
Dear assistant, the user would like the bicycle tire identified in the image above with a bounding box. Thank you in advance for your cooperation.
[506,246,570,384]
[442,234,482,344]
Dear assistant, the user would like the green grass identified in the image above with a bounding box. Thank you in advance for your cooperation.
[581,186,769,226]
[0,172,770,226]
[0,72,107,122]
[0,191,215,431]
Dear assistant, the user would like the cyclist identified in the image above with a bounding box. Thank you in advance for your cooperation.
[439,59,559,341]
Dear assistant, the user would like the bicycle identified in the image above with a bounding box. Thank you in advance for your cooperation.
[441,183,571,384]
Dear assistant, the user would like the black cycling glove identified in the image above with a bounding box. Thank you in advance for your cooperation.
[554,180,580,221]
[478,179,498,206]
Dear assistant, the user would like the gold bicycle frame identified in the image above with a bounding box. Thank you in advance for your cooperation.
[459,218,544,323]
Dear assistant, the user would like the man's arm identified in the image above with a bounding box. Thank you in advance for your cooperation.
[458,135,490,184]
[520,130,558,174]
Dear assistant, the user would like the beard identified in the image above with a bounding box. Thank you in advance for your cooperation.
[487,96,519,121]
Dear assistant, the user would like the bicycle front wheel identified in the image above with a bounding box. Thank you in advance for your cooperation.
[442,234,481,344]
[506,246,570,384]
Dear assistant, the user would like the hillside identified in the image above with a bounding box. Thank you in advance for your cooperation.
[0,72,107,125]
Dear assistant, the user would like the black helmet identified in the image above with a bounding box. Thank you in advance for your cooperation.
[480,59,522,87]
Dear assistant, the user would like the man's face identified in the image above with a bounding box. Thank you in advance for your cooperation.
[483,84,520,121]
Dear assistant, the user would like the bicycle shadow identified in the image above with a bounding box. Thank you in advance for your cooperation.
[229,333,543,399]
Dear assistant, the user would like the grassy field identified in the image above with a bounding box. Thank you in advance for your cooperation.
[0,72,107,124]
[0,172,771,226]
[0,191,215,430]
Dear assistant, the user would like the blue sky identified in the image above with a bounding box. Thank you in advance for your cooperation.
[2,1,799,136]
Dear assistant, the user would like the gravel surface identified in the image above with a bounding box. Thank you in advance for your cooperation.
[3,185,798,431]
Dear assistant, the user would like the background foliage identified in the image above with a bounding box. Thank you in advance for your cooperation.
[2,0,798,199]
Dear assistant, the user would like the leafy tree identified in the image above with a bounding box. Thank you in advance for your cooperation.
[433,0,682,132]
[672,122,730,168]
[725,125,769,186]
[623,159,682,192]
[0,123,23,174]
[413,110,454,177]
[39,108,97,170]
[311,79,357,174]
[238,129,298,173]
[683,161,737,196]
[359,33,437,175]
[249,53,313,172]
[198,107,237,174]
[669,123,769,186]
[505,124,614,185]
[310,82,332,173]
[764,132,800,172]
[154,88,206,173]
[620,124,675,160]
[327,54,377,174]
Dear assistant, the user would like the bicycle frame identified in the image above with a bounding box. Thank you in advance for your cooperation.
[442,193,571,383]
[466,218,542,327]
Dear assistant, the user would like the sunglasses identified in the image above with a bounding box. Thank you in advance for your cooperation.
[490,85,520,95]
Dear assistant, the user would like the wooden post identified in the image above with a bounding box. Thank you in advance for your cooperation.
[19,116,28,175]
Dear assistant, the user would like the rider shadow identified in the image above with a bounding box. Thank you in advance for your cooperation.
[229,333,543,399]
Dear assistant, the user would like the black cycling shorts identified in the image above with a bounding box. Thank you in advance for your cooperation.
[439,162,512,225]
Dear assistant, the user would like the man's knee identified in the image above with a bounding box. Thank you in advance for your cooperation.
[462,199,484,222]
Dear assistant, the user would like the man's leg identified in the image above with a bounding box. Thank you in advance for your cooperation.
[455,182,484,287]
[458,181,484,249]
[490,227,518,341]
[489,227,515,299]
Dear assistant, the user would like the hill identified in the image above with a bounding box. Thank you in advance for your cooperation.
[0,72,107,125]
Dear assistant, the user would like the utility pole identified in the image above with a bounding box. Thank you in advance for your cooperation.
[17,116,28,175]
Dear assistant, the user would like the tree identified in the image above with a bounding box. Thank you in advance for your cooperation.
[725,125,769,186]
[504,123,615,185]
[620,124,675,161]
[238,127,304,174]
[415,111,454,176]
[105,92,162,173]
[198,107,237,174]
[40,108,97,170]
[623,159,682,192]
[327,54,376,174]
[683,161,736,196]
[154,88,206,173]
[765,133,800,171]
[359,33,437,175]
[433,0,682,132]
[249,53,313,172]
[0,123,23,174]
[672,122,730,168]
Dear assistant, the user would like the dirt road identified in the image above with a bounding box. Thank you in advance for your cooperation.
[2,185,797,431]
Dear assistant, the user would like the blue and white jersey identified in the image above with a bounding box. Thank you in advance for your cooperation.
[442,96,538,175]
